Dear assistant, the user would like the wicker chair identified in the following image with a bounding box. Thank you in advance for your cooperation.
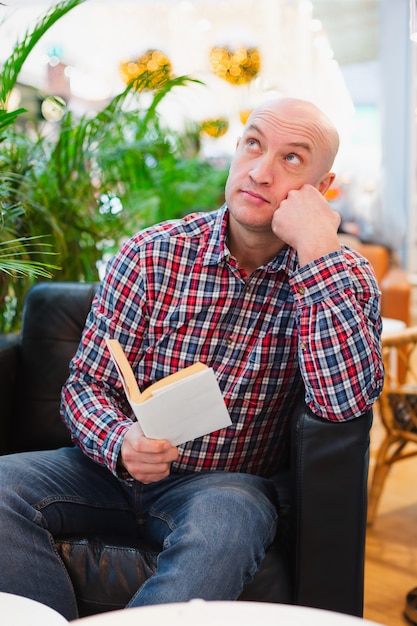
[367,326,417,525]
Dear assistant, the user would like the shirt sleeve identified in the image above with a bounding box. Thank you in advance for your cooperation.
[60,238,148,477]
[289,247,384,421]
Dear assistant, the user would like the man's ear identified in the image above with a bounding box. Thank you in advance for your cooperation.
[317,171,336,196]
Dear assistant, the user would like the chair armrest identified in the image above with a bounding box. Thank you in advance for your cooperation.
[291,400,372,617]
[0,333,21,453]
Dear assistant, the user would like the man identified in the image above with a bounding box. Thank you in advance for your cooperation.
[0,97,384,619]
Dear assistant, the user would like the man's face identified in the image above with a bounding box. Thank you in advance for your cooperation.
[224,102,334,233]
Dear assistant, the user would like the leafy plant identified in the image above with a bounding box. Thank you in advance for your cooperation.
[0,0,86,328]
[0,0,229,331]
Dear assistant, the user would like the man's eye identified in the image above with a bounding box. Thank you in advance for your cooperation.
[286,153,301,164]
[247,138,260,149]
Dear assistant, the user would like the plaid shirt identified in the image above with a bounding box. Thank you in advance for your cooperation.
[61,205,384,478]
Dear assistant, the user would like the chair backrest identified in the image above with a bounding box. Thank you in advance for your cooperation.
[10,282,98,453]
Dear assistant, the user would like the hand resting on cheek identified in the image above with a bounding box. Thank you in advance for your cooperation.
[271,184,341,266]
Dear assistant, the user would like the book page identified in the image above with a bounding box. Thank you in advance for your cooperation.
[105,338,232,445]
[140,361,207,402]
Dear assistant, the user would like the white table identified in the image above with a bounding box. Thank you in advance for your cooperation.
[381,317,407,379]
[0,592,67,626]
[381,316,406,337]
[74,599,387,626]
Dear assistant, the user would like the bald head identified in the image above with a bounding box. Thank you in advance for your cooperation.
[245,97,340,173]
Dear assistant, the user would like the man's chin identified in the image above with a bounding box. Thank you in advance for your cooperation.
[229,207,275,231]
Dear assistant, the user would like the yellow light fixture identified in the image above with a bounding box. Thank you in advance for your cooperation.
[209,45,261,86]
[119,49,173,89]
[239,109,252,125]
[200,117,229,138]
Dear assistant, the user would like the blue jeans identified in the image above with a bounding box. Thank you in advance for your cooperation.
[0,447,279,620]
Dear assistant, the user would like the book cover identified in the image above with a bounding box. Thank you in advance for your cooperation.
[106,338,231,445]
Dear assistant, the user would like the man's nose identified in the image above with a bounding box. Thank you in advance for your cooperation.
[249,156,274,185]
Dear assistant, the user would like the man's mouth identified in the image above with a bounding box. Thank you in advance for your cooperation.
[241,189,270,204]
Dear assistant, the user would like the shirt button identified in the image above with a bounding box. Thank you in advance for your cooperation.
[245,285,250,292]
[298,286,306,295]
[226,337,233,345]
[300,342,307,350]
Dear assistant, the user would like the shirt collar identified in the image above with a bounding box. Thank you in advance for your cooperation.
[202,204,297,276]
[201,204,230,267]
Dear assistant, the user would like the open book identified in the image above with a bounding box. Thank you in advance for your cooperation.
[105,338,231,446]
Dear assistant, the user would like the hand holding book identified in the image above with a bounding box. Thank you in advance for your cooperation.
[106,339,232,446]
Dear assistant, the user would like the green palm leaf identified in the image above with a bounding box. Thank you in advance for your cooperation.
[0,0,85,107]
[0,237,60,277]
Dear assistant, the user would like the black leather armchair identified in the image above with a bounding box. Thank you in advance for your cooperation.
[0,282,372,618]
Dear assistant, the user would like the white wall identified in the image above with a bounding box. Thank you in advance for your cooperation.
[378,0,414,263]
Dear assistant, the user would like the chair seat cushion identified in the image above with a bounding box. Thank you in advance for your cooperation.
[389,390,417,431]
[55,520,293,617]
[56,537,158,616]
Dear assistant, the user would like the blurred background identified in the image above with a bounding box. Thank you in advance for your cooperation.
[1,0,416,319]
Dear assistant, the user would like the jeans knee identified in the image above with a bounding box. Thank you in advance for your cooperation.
[0,455,46,525]
[147,472,278,568]
[0,457,23,500]
[185,484,278,555]
[222,487,276,543]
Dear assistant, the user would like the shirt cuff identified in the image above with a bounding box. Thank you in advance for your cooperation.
[290,249,353,306]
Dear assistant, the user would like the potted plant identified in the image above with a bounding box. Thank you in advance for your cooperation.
[0,0,229,331]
